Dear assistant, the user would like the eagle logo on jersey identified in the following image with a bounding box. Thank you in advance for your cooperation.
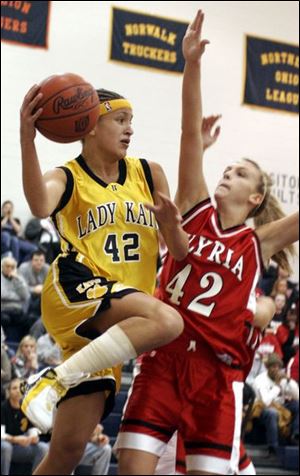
[76,279,108,299]
[86,284,108,300]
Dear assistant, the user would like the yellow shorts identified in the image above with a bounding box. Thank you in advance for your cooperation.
[42,252,137,412]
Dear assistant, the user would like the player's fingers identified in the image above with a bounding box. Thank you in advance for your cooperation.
[155,191,172,203]
[195,10,204,33]
[144,203,159,214]
[27,92,43,113]
[23,84,41,105]
[32,107,43,122]
[213,126,221,139]
[190,9,202,31]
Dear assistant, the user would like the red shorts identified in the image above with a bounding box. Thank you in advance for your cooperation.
[115,333,244,474]
[173,434,254,475]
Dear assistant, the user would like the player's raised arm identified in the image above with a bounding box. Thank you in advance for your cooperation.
[147,161,189,261]
[20,85,66,218]
[256,211,299,267]
[175,10,210,214]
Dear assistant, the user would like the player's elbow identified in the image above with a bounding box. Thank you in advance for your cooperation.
[172,243,189,262]
[29,204,51,219]
[174,250,189,261]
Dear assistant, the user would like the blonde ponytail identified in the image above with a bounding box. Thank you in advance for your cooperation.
[244,159,296,274]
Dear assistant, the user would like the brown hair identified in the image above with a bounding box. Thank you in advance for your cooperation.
[244,158,295,274]
[96,89,125,103]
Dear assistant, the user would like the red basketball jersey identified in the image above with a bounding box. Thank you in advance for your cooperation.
[158,199,264,368]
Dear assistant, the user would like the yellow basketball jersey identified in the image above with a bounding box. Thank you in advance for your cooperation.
[51,155,159,295]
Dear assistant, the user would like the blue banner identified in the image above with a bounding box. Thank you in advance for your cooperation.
[243,35,299,114]
[110,7,188,73]
[1,1,50,48]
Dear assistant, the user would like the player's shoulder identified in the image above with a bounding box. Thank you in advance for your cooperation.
[182,197,213,221]
[43,166,68,185]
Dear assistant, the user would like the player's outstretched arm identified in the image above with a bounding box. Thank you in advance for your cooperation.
[175,10,210,214]
[256,211,299,264]
[147,162,189,261]
[20,84,66,218]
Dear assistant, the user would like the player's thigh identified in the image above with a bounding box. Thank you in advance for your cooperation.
[118,448,159,475]
[82,291,178,334]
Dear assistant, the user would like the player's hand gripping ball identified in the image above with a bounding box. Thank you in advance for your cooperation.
[35,73,99,143]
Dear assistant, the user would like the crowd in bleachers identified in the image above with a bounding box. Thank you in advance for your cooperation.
[1,200,299,474]
[242,265,299,460]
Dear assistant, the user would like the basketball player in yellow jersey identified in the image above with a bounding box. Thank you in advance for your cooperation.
[20,87,189,475]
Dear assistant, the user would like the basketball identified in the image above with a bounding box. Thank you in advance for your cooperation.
[35,73,100,143]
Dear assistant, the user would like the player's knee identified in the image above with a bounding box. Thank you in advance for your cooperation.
[159,305,184,342]
[49,438,86,468]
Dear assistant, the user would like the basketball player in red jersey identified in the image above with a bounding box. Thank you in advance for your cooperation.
[152,114,276,476]
[116,10,299,475]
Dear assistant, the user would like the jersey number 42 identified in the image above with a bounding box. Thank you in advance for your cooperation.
[165,264,223,317]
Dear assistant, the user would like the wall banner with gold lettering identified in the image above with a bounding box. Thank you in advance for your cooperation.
[1,1,51,49]
[243,35,299,114]
[110,7,188,73]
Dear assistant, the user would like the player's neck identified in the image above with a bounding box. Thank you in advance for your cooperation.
[217,206,247,230]
[82,152,120,183]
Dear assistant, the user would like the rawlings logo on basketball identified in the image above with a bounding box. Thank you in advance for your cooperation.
[35,73,99,143]
[53,87,95,114]
[75,115,90,133]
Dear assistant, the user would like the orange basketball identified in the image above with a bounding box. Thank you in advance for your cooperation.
[35,73,100,143]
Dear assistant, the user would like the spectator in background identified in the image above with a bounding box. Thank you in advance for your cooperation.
[11,335,39,380]
[253,353,299,454]
[37,333,62,369]
[1,328,12,401]
[271,293,288,328]
[1,200,37,265]
[76,423,112,475]
[259,263,298,301]
[18,250,50,325]
[1,201,21,258]
[1,378,48,475]
[275,269,299,309]
[271,277,289,298]
[24,217,61,264]
[1,256,30,341]
[246,325,282,386]
[276,305,299,366]
[258,262,279,296]
[39,218,61,263]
